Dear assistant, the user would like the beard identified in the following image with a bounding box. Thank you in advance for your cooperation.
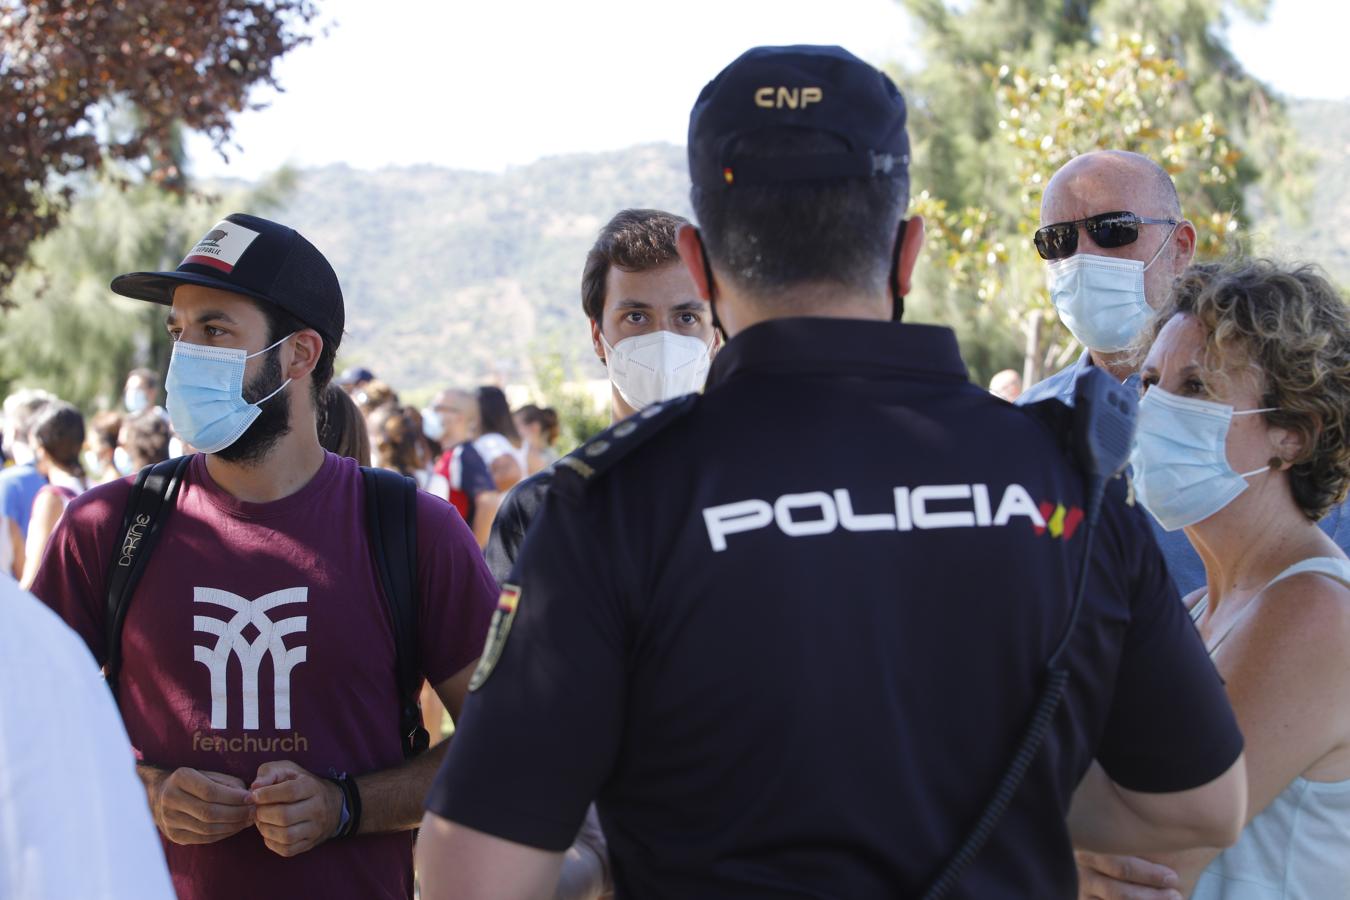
[213,345,293,466]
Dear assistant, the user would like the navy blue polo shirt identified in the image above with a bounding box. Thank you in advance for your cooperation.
[428,317,1242,899]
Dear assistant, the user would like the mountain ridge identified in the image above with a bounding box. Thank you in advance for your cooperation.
[248,100,1349,393]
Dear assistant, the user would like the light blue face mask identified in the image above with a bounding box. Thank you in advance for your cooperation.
[165,335,293,454]
[124,387,150,414]
[1046,225,1177,353]
[1129,386,1276,531]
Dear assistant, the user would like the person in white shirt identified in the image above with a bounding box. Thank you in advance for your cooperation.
[0,574,175,899]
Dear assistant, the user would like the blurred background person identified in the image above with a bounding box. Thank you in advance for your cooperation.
[120,407,173,473]
[123,367,162,415]
[20,402,88,589]
[426,388,500,549]
[318,382,372,466]
[473,385,527,491]
[335,365,375,396]
[514,404,560,472]
[1,388,54,578]
[354,377,396,415]
[989,368,1023,402]
[369,403,434,489]
[1078,259,1350,898]
[86,411,125,485]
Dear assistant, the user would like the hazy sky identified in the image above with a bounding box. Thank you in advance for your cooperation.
[184,0,1345,180]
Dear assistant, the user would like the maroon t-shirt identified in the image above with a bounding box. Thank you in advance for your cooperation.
[31,452,497,900]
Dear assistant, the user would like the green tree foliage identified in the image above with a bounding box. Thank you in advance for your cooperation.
[0,0,317,305]
[529,349,610,455]
[0,170,294,411]
[893,0,1308,386]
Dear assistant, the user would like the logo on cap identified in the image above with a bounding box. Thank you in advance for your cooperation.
[182,220,262,274]
[754,86,823,109]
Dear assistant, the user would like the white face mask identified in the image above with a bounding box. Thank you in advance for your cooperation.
[601,330,712,410]
[421,407,445,443]
[1129,386,1277,531]
[1045,228,1176,353]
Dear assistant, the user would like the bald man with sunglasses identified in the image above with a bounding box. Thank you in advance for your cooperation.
[1019,150,1197,401]
[1016,151,1216,595]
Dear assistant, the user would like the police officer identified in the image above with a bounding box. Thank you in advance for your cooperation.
[417,45,1247,899]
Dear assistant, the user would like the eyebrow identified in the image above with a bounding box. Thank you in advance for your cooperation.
[165,309,239,328]
[612,299,708,311]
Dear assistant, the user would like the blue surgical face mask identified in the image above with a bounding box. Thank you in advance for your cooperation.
[165,335,293,454]
[1046,227,1176,353]
[1129,386,1276,531]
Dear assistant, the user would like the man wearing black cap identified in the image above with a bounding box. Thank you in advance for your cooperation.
[30,214,499,900]
[416,47,1247,898]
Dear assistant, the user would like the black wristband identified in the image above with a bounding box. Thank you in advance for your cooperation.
[327,774,362,840]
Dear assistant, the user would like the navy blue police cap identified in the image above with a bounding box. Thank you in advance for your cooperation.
[111,213,344,348]
[688,45,910,191]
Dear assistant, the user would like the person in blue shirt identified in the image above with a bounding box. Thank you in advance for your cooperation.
[1018,150,1350,591]
[1,388,55,578]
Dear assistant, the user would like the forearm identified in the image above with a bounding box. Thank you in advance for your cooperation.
[9,518,24,579]
[354,740,451,834]
[472,492,501,549]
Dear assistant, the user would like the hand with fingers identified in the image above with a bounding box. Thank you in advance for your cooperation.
[148,767,256,845]
[1076,851,1183,900]
[249,759,345,858]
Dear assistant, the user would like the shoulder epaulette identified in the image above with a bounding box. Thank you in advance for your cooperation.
[552,393,700,497]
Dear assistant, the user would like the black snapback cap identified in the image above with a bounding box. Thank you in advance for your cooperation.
[688,45,910,191]
[111,213,344,348]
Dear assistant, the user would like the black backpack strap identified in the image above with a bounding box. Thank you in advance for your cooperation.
[361,467,430,759]
[104,454,193,703]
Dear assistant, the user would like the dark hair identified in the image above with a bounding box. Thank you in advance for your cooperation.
[317,383,372,466]
[127,367,160,392]
[518,404,560,446]
[368,404,424,476]
[690,129,909,300]
[30,402,85,475]
[477,386,519,443]
[121,409,172,470]
[256,300,337,405]
[90,411,123,453]
[1140,259,1350,521]
[581,208,689,321]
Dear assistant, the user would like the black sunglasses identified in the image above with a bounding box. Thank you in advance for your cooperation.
[1034,211,1179,261]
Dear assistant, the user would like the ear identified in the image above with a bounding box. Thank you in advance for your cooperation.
[893,215,926,298]
[676,224,713,302]
[1172,219,1198,273]
[590,318,607,365]
[284,329,324,386]
[1271,418,1310,470]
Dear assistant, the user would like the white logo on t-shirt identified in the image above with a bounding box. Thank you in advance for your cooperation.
[193,587,308,730]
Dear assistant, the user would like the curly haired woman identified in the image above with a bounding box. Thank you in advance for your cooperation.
[1078,259,1350,899]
